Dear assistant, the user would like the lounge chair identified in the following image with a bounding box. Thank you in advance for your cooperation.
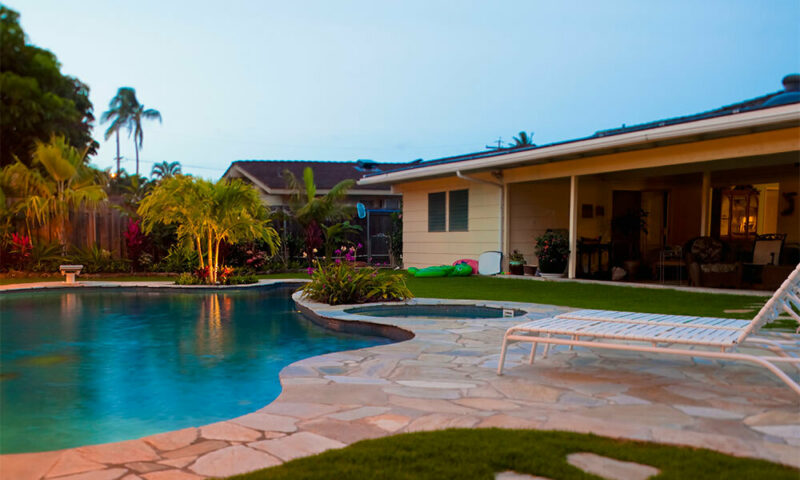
[497,263,800,395]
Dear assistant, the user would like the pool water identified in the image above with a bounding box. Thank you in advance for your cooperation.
[0,286,390,454]
[345,304,525,319]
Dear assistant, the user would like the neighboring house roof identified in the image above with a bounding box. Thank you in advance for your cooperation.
[360,74,800,185]
[222,160,408,194]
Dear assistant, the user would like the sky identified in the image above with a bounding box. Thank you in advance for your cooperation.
[9,1,800,179]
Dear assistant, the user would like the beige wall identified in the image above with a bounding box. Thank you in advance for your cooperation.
[395,174,501,268]
[507,178,569,266]
[391,129,799,270]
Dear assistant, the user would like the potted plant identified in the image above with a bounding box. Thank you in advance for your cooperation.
[508,250,526,275]
[535,230,570,277]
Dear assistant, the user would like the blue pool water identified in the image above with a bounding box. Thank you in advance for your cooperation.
[0,286,391,454]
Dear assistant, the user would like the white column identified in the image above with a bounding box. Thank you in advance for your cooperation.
[502,184,510,259]
[568,175,579,279]
[700,171,710,236]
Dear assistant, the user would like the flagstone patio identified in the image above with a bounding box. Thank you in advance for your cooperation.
[1,283,798,480]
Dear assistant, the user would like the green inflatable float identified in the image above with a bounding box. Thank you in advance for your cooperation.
[408,263,472,277]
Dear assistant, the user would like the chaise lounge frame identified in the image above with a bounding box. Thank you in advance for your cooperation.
[497,263,800,395]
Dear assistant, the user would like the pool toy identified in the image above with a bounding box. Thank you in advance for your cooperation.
[452,258,478,274]
[451,263,473,276]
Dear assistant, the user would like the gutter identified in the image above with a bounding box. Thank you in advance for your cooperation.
[358,104,800,186]
[456,171,504,254]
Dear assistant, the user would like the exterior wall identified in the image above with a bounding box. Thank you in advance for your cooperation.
[508,179,569,266]
[395,174,501,268]
[391,129,799,271]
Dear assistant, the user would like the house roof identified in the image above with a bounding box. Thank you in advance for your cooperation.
[222,160,409,193]
[360,74,800,184]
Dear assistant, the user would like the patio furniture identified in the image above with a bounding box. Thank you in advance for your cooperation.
[744,233,787,285]
[496,263,800,394]
[59,264,83,284]
[655,245,685,285]
[577,237,611,279]
[685,236,742,288]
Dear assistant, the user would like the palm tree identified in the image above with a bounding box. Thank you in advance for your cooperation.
[129,103,162,176]
[0,135,107,253]
[101,87,137,175]
[509,131,535,148]
[283,167,355,260]
[151,161,182,179]
[138,176,278,283]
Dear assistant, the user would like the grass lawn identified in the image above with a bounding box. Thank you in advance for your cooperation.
[228,429,798,480]
[403,274,767,319]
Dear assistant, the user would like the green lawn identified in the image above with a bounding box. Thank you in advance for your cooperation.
[227,429,797,480]
[403,275,766,319]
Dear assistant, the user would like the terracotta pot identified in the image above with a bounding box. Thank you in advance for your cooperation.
[524,265,538,276]
[509,263,525,275]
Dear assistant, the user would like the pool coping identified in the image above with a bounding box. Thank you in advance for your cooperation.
[1,281,799,479]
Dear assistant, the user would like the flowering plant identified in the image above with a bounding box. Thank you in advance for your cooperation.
[534,230,569,273]
[301,243,411,305]
[8,232,32,269]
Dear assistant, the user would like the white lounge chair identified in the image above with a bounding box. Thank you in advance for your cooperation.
[497,263,800,395]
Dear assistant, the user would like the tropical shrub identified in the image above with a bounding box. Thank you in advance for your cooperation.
[389,211,403,266]
[70,245,129,273]
[301,260,412,305]
[223,273,259,285]
[175,272,202,285]
[124,219,147,270]
[156,244,199,273]
[535,230,569,273]
[29,241,64,272]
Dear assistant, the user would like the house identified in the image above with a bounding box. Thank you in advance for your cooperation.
[221,159,407,210]
[221,159,409,264]
[358,74,800,284]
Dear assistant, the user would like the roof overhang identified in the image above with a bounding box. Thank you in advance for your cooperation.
[358,104,800,186]
[224,164,399,196]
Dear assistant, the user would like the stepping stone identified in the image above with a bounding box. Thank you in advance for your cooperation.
[567,452,660,480]
[495,472,551,480]
[190,445,281,477]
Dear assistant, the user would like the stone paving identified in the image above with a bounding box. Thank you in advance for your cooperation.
[1,282,799,480]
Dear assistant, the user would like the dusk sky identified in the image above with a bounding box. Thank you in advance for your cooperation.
[10,1,800,178]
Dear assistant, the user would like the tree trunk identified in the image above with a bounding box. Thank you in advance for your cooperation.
[214,240,221,283]
[195,235,205,269]
[207,227,214,283]
[134,140,139,177]
[115,129,121,176]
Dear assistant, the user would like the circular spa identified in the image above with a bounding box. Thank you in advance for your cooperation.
[344,304,526,319]
[0,285,391,454]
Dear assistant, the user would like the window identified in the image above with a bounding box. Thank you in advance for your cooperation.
[448,189,469,231]
[428,192,446,232]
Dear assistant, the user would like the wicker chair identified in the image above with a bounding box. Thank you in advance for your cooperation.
[685,236,742,288]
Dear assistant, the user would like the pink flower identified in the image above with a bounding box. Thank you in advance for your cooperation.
[307,267,315,275]
[357,243,363,249]
[335,258,341,264]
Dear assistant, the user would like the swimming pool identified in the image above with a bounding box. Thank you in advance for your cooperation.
[0,285,391,454]
[344,304,526,319]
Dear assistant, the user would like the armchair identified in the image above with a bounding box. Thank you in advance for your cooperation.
[685,236,742,288]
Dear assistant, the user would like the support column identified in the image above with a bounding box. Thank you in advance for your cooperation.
[502,184,510,263]
[568,175,579,279]
[700,171,710,236]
